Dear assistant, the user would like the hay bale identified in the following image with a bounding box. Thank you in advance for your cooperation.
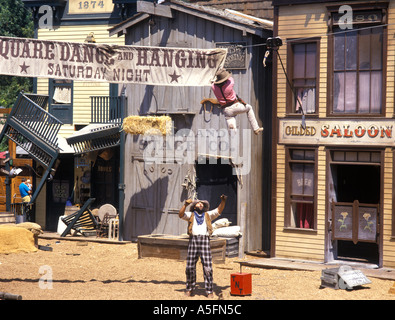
[122,115,172,136]
[15,222,43,236]
[0,225,38,254]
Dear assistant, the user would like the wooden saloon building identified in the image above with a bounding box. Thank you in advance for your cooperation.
[272,0,395,268]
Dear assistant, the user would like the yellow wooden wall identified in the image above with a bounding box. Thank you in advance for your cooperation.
[383,3,395,267]
[383,148,394,267]
[275,4,328,262]
[275,1,395,267]
[37,25,124,137]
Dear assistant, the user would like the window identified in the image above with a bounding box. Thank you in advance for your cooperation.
[286,148,316,229]
[49,79,73,124]
[287,39,319,115]
[328,7,386,116]
[332,27,383,114]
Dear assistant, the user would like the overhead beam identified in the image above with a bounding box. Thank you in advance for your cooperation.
[137,1,173,18]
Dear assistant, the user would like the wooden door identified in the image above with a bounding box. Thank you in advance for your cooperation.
[127,159,193,239]
[129,160,157,237]
[332,200,379,245]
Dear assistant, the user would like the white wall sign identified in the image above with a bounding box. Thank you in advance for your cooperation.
[279,118,394,146]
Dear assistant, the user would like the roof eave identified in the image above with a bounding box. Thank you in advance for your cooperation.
[109,1,271,38]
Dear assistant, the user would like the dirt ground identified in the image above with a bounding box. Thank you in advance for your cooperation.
[1,237,395,302]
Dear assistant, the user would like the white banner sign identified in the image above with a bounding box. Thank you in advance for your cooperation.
[279,118,395,146]
[0,36,227,86]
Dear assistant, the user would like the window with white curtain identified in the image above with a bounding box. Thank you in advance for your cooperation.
[331,24,384,115]
[287,39,319,115]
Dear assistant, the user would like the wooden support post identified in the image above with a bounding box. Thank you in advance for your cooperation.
[238,202,247,259]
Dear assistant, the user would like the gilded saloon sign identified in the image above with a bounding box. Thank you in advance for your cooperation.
[279,119,394,146]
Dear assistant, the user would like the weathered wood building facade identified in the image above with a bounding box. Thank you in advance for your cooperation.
[272,0,395,268]
[109,0,273,252]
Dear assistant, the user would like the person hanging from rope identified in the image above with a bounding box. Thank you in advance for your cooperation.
[178,195,227,298]
[211,69,263,135]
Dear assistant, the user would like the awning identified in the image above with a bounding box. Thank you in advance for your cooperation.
[57,136,75,154]
[66,123,121,154]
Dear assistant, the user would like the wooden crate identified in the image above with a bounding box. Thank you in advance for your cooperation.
[321,267,340,289]
[137,234,226,264]
[218,237,239,258]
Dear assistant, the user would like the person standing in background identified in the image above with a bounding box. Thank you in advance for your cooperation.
[18,178,32,223]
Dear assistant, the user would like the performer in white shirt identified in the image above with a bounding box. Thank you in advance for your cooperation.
[178,195,227,298]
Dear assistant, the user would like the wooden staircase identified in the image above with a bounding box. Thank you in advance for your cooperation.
[0,212,15,225]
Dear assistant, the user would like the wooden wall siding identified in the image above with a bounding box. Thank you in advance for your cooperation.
[275,145,325,261]
[386,2,395,118]
[275,4,329,261]
[122,10,265,247]
[36,25,124,136]
[383,148,395,267]
[276,4,328,118]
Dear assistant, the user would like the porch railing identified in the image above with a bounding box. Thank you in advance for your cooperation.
[66,96,127,154]
[24,93,49,110]
[90,96,126,124]
[3,92,62,166]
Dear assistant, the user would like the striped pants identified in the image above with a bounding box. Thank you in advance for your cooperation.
[185,235,213,294]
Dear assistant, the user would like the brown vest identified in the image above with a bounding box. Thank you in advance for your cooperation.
[187,212,213,236]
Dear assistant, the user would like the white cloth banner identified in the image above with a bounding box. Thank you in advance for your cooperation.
[0,36,227,86]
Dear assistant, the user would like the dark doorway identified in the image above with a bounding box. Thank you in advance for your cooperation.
[335,164,380,204]
[46,155,74,231]
[91,147,120,209]
[332,164,380,265]
[337,241,379,264]
[196,161,237,224]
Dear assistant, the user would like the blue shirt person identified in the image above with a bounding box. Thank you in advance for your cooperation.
[19,178,31,202]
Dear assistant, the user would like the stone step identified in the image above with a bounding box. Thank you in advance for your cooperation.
[0,212,16,225]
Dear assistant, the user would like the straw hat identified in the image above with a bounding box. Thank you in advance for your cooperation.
[214,69,231,85]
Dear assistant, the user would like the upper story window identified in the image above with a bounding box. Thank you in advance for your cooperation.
[287,39,320,115]
[328,5,387,116]
[332,26,383,114]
